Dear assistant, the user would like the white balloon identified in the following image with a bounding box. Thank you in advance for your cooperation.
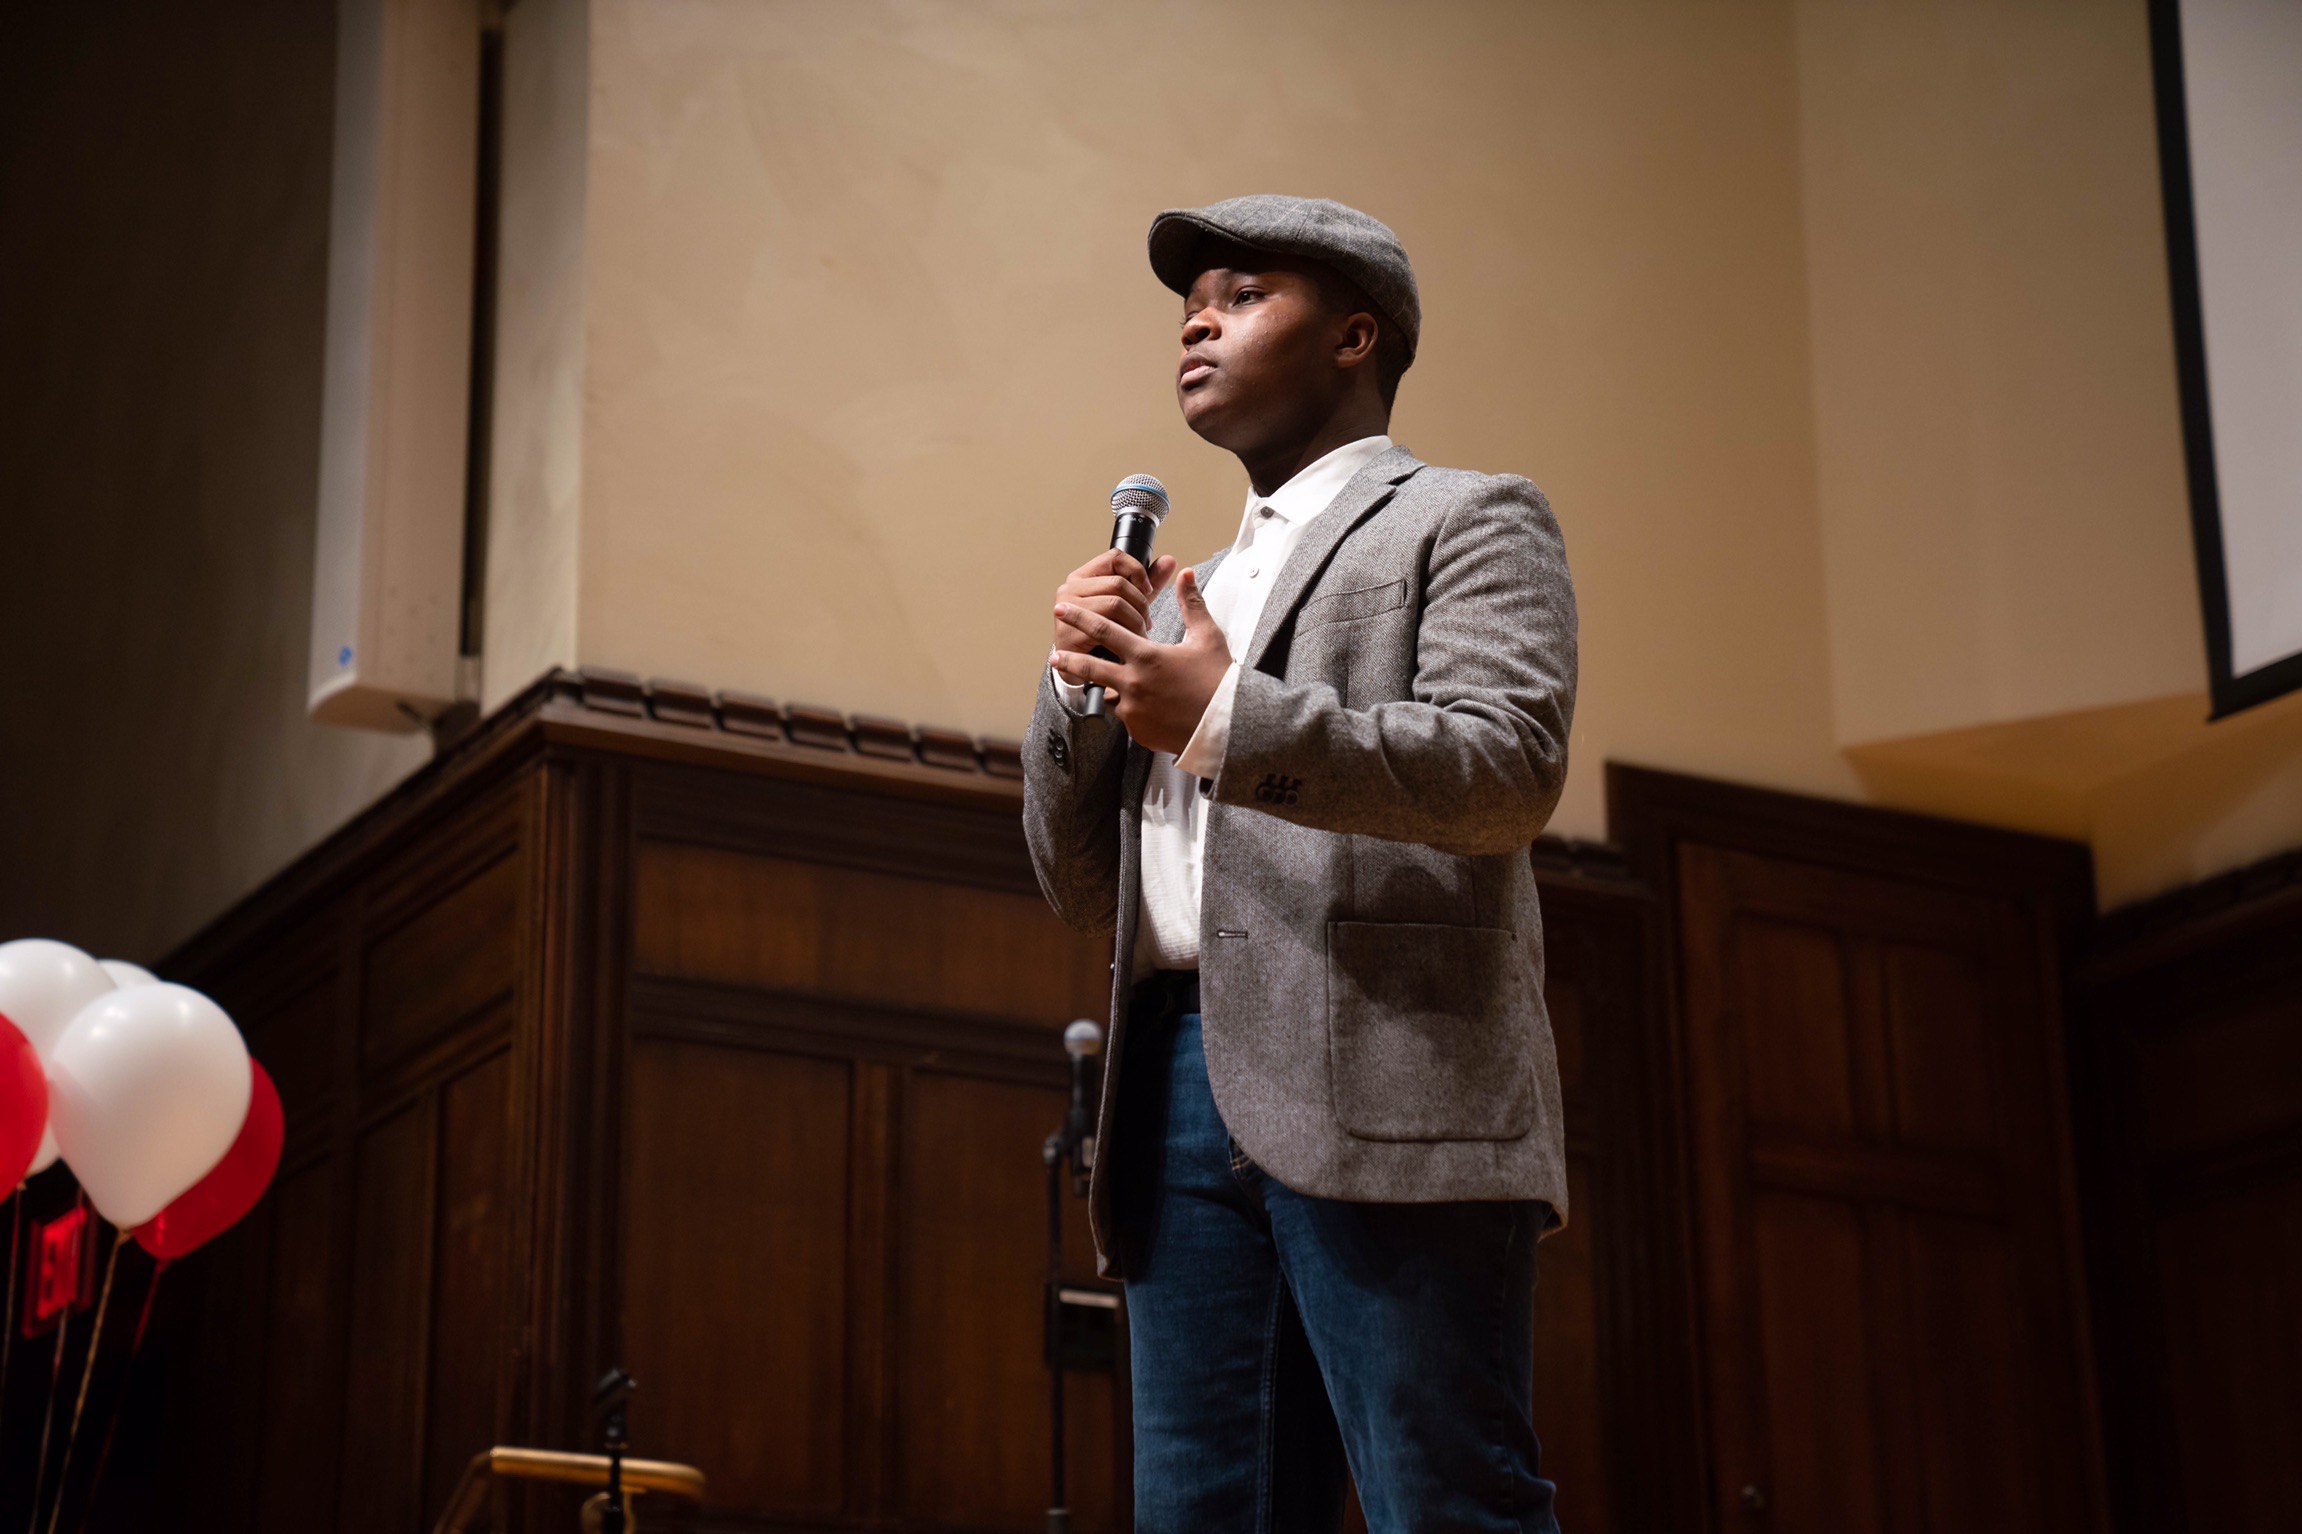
[49,984,250,1226]
[98,959,160,989]
[0,939,117,1174]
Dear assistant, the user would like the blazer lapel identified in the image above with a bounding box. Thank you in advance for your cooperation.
[1243,446,1423,671]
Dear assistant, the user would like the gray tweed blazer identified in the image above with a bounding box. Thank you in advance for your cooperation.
[1022,445,1578,1275]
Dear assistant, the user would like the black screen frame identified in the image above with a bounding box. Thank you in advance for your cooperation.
[2148,0,2302,719]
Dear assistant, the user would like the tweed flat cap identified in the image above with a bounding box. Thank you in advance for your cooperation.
[1148,194,1420,360]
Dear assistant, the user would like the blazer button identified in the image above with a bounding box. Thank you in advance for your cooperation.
[1045,730,1070,769]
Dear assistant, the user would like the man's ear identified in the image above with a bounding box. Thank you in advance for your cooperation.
[1335,311,1381,370]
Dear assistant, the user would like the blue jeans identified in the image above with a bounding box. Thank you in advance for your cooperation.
[1113,979,1562,1533]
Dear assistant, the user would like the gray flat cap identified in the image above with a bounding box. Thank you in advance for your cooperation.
[1148,194,1420,361]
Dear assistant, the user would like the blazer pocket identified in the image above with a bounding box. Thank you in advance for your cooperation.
[1297,578,1408,633]
[1326,921,1536,1142]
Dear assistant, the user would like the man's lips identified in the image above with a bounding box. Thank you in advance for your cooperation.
[1179,354,1217,388]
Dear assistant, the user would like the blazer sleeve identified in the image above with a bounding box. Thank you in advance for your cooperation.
[1022,665,1132,934]
[1210,474,1577,856]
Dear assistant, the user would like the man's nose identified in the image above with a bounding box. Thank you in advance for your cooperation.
[1182,307,1215,345]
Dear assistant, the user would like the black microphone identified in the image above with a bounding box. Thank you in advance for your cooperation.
[1084,475,1170,717]
[1062,1019,1103,1187]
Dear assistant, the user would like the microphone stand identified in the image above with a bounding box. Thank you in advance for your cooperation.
[591,1368,635,1534]
[1043,1020,1102,1534]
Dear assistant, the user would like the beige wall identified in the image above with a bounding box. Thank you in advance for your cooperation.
[496,0,2298,903]
[1789,0,2302,903]
[1796,0,2203,744]
[7,0,2296,957]
[531,0,1858,850]
[484,0,591,711]
[0,4,430,962]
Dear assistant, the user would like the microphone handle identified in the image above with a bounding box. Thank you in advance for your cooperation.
[1064,1051,1098,1185]
[1061,1051,1087,1137]
[1083,512,1163,718]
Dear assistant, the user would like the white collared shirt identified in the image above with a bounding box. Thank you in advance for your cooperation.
[1054,434,1394,976]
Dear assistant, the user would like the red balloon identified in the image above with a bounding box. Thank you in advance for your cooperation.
[132,1060,282,1259]
[0,1013,44,1190]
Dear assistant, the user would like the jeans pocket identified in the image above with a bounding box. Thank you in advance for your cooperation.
[1326,921,1537,1142]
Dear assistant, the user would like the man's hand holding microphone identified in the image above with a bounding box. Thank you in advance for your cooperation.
[1049,550,1234,758]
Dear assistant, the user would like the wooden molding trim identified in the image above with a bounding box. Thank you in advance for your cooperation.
[1606,762,2096,930]
[2085,842,2302,976]
[165,665,1632,977]
[574,665,1027,777]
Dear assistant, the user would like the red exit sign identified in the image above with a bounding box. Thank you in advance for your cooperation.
[22,1205,95,1337]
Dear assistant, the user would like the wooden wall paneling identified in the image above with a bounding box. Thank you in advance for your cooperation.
[1537,872,1692,1534]
[250,1158,348,1534]
[2075,871,2302,1534]
[335,1098,439,1534]
[616,753,1119,1528]
[1529,891,1617,1534]
[422,1049,518,1520]
[629,756,1042,896]
[502,753,610,1533]
[893,1066,1117,1533]
[1529,1158,1606,1533]
[630,839,1110,1027]
[847,1059,898,1521]
[622,1037,857,1519]
[1611,765,2104,1534]
[360,846,520,1075]
[126,686,1695,1534]
[1685,847,2089,1532]
[2151,1180,2302,1532]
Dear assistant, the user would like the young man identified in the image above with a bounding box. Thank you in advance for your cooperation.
[1024,195,1576,1533]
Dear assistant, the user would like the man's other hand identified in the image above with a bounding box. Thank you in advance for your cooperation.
[1051,567,1231,755]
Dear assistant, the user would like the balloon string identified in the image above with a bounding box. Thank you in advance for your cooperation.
[70,1257,163,1534]
[25,1192,84,1534]
[0,1191,20,1449]
[40,1228,119,1534]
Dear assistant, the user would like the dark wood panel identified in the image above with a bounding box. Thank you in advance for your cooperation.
[623,1039,854,1518]
[1684,841,2095,1533]
[2077,856,2302,1534]
[1618,764,2102,1534]
[630,839,1108,1024]
[1749,1191,1881,1534]
[2154,1178,2302,1531]
[1730,915,1858,1138]
[2133,995,2302,1161]
[336,1101,437,1534]
[895,1068,1116,1532]
[252,1162,346,1534]
[1537,878,1698,1534]
[1900,1208,2047,1530]
[631,758,1042,897]
[362,849,521,1071]
[124,688,1669,1534]
[243,970,341,1136]
[1880,942,1999,1154]
[1533,1158,1610,1534]
[423,1051,515,1519]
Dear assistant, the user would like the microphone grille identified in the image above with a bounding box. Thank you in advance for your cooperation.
[1064,1019,1104,1058]
[1110,474,1170,522]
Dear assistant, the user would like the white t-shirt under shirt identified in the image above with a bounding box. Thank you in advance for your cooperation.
[1052,434,1395,978]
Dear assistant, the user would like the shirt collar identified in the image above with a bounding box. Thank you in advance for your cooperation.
[1240,434,1394,537]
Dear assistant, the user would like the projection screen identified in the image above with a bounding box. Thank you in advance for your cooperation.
[2151,0,2302,717]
